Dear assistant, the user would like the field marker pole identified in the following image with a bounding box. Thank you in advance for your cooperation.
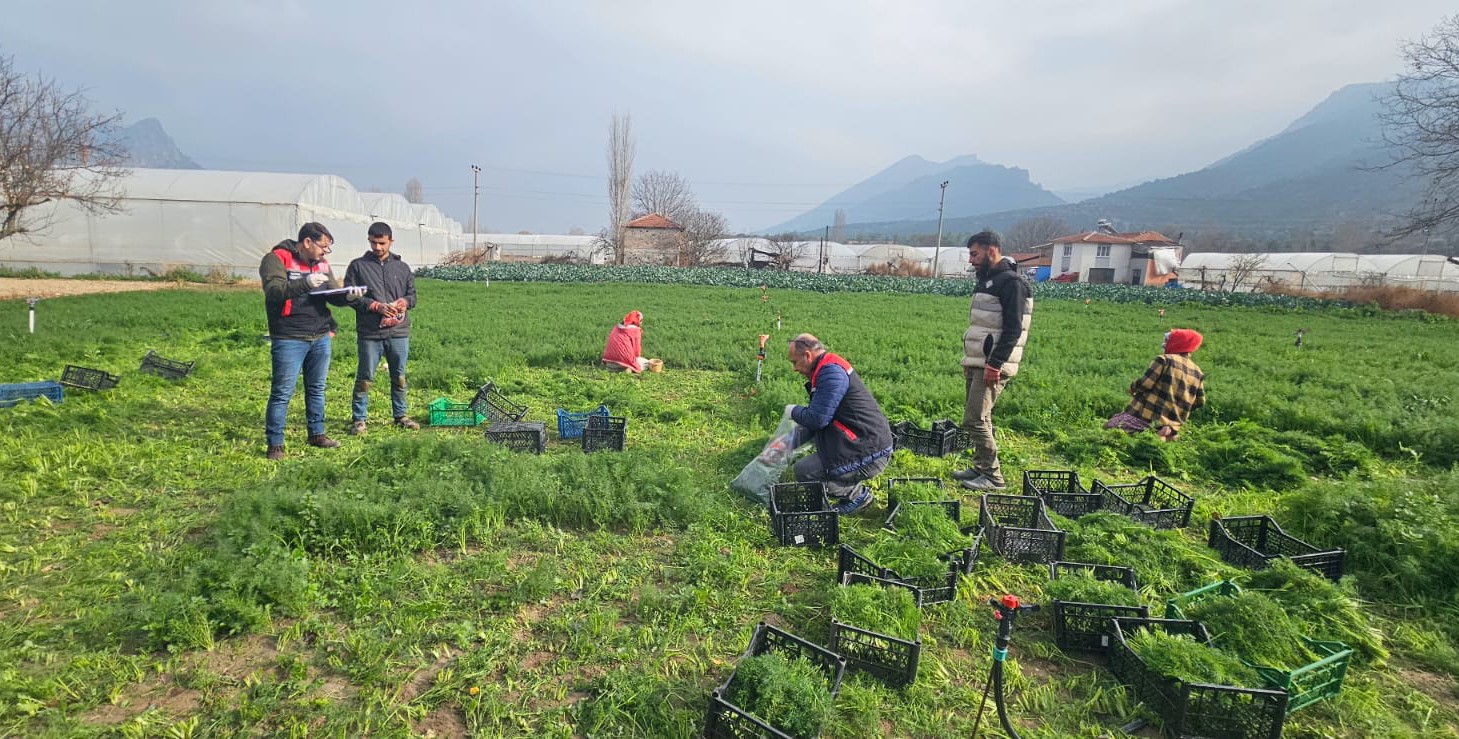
[28,297,38,334]
[755,334,769,384]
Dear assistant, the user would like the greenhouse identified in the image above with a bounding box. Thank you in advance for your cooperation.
[0,168,462,276]
[483,234,603,264]
[1179,251,1459,293]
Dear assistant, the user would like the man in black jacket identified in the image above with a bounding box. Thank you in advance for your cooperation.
[260,222,366,460]
[786,334,894,514]
[344,222,419,434]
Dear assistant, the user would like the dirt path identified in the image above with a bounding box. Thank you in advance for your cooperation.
[0,278,254,301]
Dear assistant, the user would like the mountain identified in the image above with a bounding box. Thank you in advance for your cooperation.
[117,118,200,169]
[764,154,1063,234]
[833,82,1427,244]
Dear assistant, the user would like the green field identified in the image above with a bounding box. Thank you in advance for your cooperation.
[2,279,1458,737]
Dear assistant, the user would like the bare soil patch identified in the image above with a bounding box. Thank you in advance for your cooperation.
[0,278,254,301]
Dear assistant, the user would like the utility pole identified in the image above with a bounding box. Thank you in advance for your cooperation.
[470,164,481,253]
[932,180,949,277]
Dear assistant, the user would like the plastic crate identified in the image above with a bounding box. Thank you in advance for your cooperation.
[1048,561,1146,652]
[582,414,626,453]
[469,381,529,425]
[1209,515,1346,582]
[1107,617,1288,739]
[830,619,921,688]
[834,544,960,607]
[60,365,120,391]
[1023,469,1103,519]
[883,476,944,508]
[931,419,971,455]
[703,622,846,739]
[0,380,64,408]
[890,420,956,457]
[428,397,484,427]
[139,350,195,380]
[769,482,839,548]
[839,571,925,607]
[1165,580,1354,715]
[978,494,1067,565]
[484,421,546,454]
[881,500,980,573]
[555,403,610,439]
[1095,476,1194,529]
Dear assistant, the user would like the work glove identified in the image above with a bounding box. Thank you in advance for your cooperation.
[380,311,405,329]
[345,285,368,299]
[391,298,409,312]
[305,273,328,289]
[982,364,1002,385]
[368,300,392,315]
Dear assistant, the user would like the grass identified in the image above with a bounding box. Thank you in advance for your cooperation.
[0,280,1457,736]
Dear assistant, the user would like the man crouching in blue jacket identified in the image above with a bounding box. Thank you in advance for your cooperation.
[786,333,894,514]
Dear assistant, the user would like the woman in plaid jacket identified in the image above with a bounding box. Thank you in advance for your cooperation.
[1105,329,1205,440]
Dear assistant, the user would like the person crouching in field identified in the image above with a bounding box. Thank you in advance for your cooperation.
[1105,328,1206,441]
[602,310,649,373]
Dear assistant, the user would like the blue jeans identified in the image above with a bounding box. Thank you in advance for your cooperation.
[265,335,332,446]
[352,336,409,421]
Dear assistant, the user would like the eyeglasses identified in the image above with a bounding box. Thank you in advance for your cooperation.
[310,239,333,254]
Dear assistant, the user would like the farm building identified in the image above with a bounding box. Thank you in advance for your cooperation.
[1179,252,1459,293]
[0,168,462,277]
[480,234,604,264]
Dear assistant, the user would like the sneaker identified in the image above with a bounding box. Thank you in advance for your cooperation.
[266,444,285,461]
[830,486,874,515]
[960,474,1007,492]
[348,420,368,436]
[951,468,983,481]
[394,416,421,430]
[307,434,340,449]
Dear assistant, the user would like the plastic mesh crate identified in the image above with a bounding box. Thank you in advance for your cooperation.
[469,381,529,425]
[1208,515,1346,582]
[769,482,838,548]
[60,365,120,391]
[0,380,64,408]
[1048,560,1146,651]
[839,571,924,607]
[555,403,610,439]
[1095,476,1194,529]
[881,500,979,573]
[428,397,484,427]
[931,419,971,455]
[890,420,956,457]
[834,544,959,607]
[484,421,546,454]
[883,476,944,508]
[830,619,921,688]
[978,494,1066,565]
[1107,617,1288,739]
[703,622,846,739]
[1023,469,1103,519]
[582,414,626,453]
[139,350,195,380]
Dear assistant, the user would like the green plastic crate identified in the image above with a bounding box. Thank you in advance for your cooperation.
[428,397,484,427]
[1165,580,1354,714]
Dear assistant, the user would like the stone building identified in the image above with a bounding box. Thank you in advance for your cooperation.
[622,214,687,266]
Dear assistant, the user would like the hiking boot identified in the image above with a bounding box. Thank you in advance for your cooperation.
[266,444,285,461]
[307,434,340,449]
[348,420,368,436]
[951,468,984,481]
[394,416,421,430]
[960,474,1007,492]
[830,486,874,515]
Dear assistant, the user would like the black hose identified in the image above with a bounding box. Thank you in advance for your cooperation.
[993,658,1021,739]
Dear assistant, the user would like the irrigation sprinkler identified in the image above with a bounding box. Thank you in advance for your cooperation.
[972,594,1039,739]
[754,334,769,384]
[27,297,39,334]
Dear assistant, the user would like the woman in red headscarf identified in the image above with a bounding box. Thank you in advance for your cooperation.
[602,310,648,373]
[1104,328,1206,440]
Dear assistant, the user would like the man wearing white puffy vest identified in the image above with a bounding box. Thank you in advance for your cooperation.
[952,230,1032,491]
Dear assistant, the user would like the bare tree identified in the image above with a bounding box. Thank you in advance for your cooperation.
[1,54,129,241]
[759,233,809,270]
[605,113,635,264]
[631,170,695,221]
[403,177,424,204]
[831,209,847,242]
[681,208,728,266]
[1380,14,1459,238]
[1225,253,1267,293]
[1004,215,1070,252]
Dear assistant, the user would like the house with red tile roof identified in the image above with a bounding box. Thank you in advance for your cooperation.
[1038,220,1182,285]
[622,213,687,266]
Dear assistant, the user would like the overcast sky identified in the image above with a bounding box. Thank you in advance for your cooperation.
[3,1,1453,233]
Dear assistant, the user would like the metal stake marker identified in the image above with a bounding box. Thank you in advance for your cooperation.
[754,334,769,384]
[28,297,39,334]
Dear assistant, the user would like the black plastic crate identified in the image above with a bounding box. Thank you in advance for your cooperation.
[834,544,959,607]
[830,619,921,688]
[1023,469,1103,519]
[838,571,926,607]
[703,622,847,739]
[1209,515,1345,582]
[555,403,610,439]
[484,421,546,454]
[890,420,956,457]
[881,500,979,573]
[0,380,64,408]
[884,476,944,508]
[1048,561,1146,652]
[1107,617,1288,739]
[469,381,529,425]
[978,494,1066,565]
[931,419,972,455]
[769,482,839,548]
[60,365,120,391]
[582,414,627,453]
[139,350,195,380]
[1095,476,1194,529]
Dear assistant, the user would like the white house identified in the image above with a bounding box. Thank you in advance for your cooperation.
[1041,222,1182,285]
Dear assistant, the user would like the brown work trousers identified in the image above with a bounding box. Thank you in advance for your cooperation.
[962,367,1008,483]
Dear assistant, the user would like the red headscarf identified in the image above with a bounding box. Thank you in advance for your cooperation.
[1164,328,1203,354]
[623,310,643,327]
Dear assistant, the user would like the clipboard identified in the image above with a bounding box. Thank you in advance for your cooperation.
[308,287,355,297]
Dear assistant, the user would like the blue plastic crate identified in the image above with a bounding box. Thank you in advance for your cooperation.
[0,380,64,408]
[555,404,610,439]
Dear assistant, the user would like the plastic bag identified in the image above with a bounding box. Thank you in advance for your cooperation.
[731,407,803,505]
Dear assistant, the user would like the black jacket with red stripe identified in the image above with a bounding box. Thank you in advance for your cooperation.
[259,240,353,339]
[794,352,893,475]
